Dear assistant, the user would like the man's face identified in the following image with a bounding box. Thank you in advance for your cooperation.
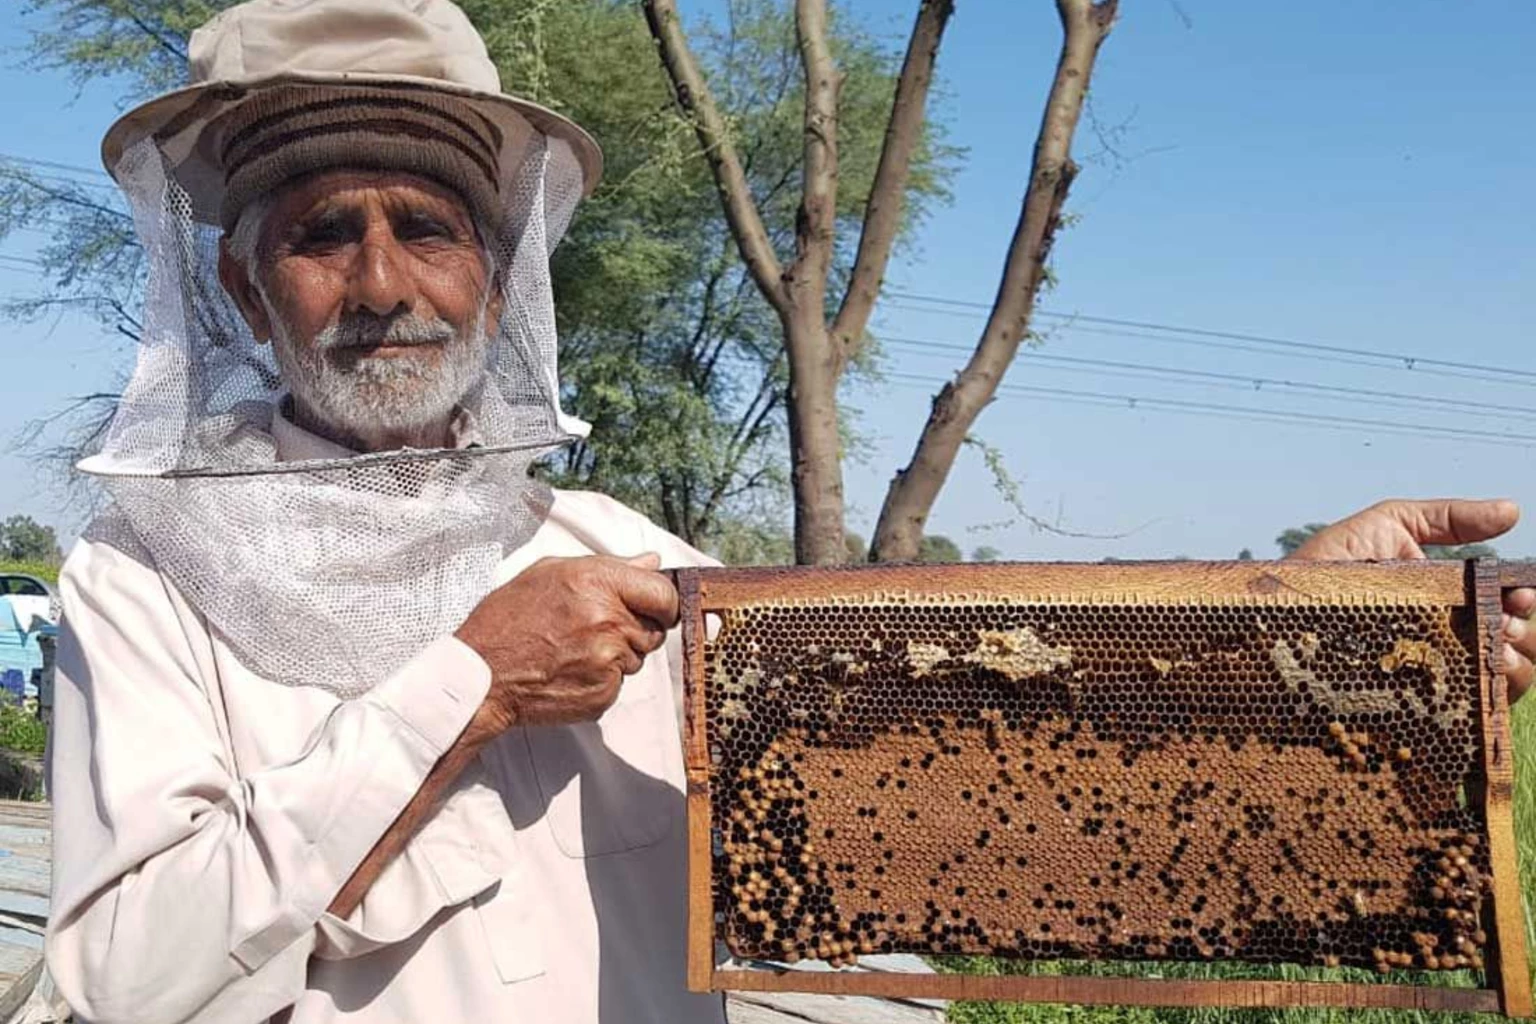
[221,169,499,444]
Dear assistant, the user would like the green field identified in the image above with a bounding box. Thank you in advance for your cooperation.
[944,699,1535,1024]
[0,561,58,584]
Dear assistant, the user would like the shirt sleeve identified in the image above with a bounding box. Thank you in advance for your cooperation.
[44,539,491,1024]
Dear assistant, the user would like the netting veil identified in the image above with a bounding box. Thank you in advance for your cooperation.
[81,96,591,698]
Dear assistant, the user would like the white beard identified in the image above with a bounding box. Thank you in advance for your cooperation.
[265,299,492,441]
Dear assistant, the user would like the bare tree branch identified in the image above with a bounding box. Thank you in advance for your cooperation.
[685,239,734,367]
[726,355,785,458]
[776,0,849,565]
[829,0,953,357]
[870,0,1119,562]
[126,11,189,64]
[643,0,787,312]
[786,0,837,297]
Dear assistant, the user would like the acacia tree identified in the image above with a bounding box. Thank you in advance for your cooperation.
[3,0,951,558]
[644,0,1119,564]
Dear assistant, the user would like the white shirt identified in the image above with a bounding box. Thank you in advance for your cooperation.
[45,416,729,1024]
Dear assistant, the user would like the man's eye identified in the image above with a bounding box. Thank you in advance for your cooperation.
[396,215,455,242]
[293,221,353,250]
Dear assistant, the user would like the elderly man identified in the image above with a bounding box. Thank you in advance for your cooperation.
[43,1,1533,1023]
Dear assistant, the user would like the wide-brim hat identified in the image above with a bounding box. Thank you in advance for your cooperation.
[100,0,603,231]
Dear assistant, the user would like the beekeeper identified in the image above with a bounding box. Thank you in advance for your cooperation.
[44,0,1534,1022]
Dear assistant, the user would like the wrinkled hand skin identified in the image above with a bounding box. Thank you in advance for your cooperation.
[1287,498,1531,705]
[455,552,680,745]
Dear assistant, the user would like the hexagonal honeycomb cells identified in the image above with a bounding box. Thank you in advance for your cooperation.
[699,585,1493,975]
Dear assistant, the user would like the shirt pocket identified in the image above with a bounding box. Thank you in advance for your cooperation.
[522,661,681,858]
[473,862,547,984]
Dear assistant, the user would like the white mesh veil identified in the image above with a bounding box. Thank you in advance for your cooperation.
[81,110,591,698]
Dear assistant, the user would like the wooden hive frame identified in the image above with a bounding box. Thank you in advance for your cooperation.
[676,560,1534,1018]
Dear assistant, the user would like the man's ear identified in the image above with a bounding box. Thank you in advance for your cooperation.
[217,241,273,343]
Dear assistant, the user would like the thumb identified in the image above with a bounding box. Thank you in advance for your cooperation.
[624,552,663,570]
[1379,498,1519,547]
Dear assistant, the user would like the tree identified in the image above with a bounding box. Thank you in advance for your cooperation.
[645,0,1118,563]
[4,0,953,560]
[1424,542,1496,560]
[917,534,962,563]
[1275,523,1328,557]
[1236,547,1254,561]
[971,545,1002,563]
[0,515,61,564]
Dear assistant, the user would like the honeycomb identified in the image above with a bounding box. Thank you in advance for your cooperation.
[701,589,1496,976]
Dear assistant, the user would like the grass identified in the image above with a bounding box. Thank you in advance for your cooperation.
[0,560,59,584]
[944,699,1536,1024]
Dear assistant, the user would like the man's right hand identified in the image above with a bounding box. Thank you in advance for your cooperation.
[454,553,679,745]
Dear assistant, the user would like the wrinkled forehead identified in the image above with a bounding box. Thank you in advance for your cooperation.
[259,168,479,236]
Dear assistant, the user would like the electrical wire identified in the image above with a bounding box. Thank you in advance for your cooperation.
[884,289,1536,382]
[878,337,1536,420]
[878,371,1536,450]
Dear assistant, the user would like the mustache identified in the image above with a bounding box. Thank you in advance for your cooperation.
[315,314,457,352]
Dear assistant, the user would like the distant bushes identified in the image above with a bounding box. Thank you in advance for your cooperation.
[0,704,45,756]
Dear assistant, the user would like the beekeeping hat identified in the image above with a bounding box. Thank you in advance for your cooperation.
[101,0,603,231]
[83,0,601,698]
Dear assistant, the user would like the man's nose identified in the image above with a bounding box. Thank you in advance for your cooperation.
[345,228,417,318]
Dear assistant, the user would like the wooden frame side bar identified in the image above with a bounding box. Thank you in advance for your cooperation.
[676,569,716,993]
[1474,561,1535,1018]
[710,968,1503,1014]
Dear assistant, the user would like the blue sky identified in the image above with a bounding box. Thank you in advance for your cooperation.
[2,1,1534,560]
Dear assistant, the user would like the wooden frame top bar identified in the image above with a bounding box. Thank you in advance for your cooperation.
[692,560,1468,607]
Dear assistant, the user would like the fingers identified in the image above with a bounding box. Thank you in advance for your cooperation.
[1503,643,1531,705]
[611,557,680,628]
[1376,498,1519,548]
[1510,669,1531,705]
[624,552,662,570]
[1503,612,1534,705]
[1503,587,1536,619]
[615,644,644,677]
[615,612,667,664]
[629,615,669,653]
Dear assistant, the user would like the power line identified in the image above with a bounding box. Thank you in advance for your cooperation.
[707,346,1536,448]
[0,168,121,199]
[884,368,1536,448]
[884,289,1536,383]
[0,155,123,204]
[880,371,1536,450]
[0,152,113,182]
[883,303,1528,390]
[879,336,1536,420]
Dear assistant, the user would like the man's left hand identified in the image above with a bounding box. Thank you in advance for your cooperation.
[1287,498,1531,704]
